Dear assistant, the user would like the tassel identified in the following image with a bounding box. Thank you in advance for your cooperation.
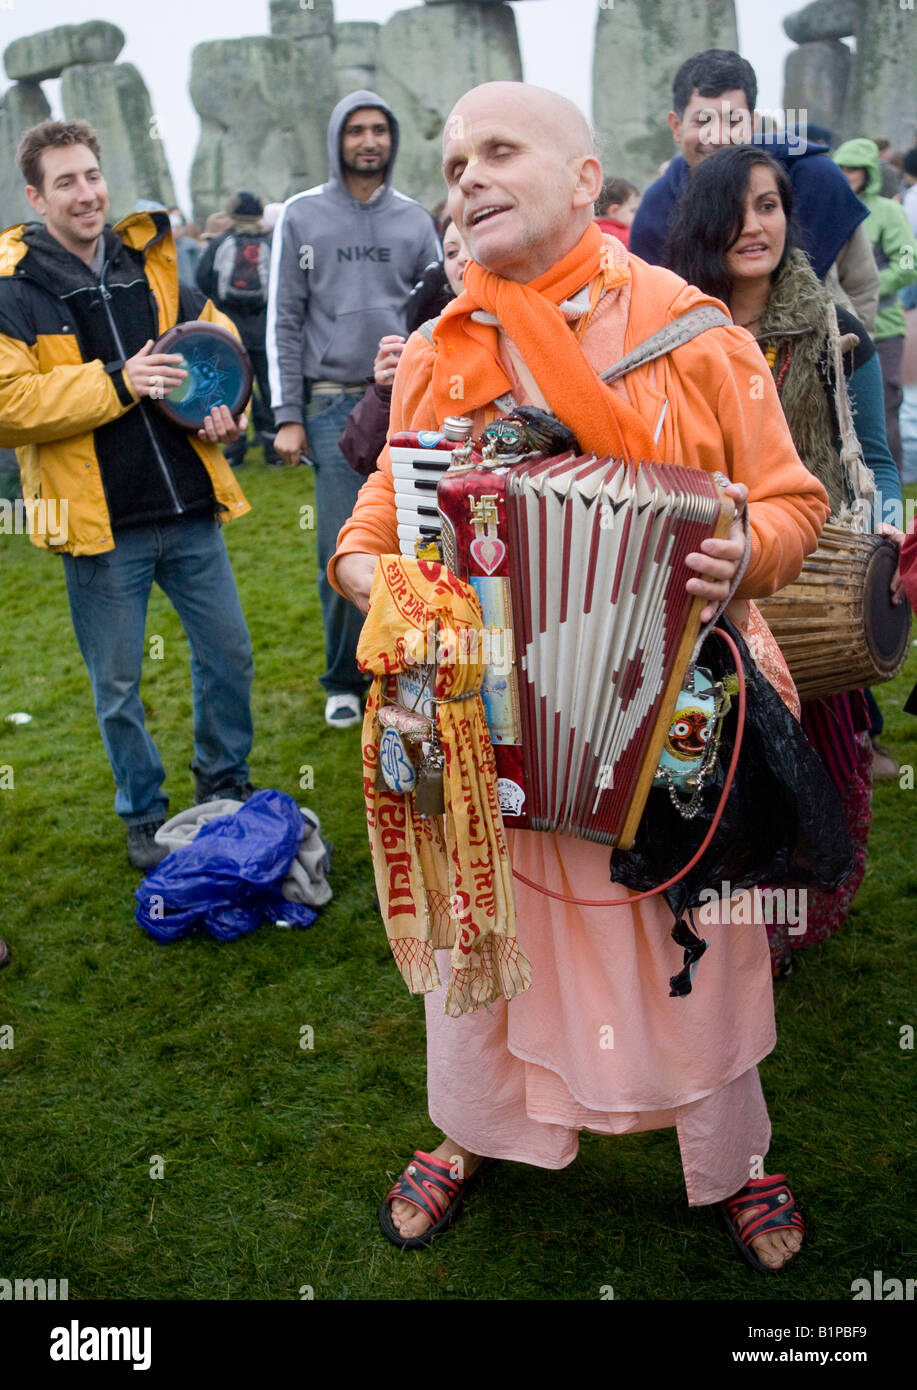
[669,912,708,998]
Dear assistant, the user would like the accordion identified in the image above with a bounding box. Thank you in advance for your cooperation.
[390,419,735,848]
[390,421,474,560]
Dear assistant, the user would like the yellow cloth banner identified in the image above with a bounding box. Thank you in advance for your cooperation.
[357,555,531,1016]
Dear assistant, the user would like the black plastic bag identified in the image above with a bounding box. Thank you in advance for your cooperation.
[610,616,855,929]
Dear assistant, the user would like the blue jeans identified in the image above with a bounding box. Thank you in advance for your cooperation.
[306,389,370,697]
[62,515,254,825]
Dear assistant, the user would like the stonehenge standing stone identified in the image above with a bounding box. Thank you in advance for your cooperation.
[374,2,523,210]
[269,0,335,41]
[783,39,851,138]
[783,0,859,45]
[0,82,51,228]
[3,21,124,83]
[846,2,917,152]
[593,0,739,190]
[333,22,380,100]
[783,0,917,150]
[268,0,338,120]
[189,38,334,225]
[60,63,175,222]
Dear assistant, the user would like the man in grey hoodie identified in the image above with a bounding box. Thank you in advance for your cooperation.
[267,91,442,728]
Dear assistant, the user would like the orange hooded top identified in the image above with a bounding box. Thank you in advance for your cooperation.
[329,249,829,599]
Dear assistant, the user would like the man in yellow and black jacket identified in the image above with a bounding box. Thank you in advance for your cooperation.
[0,120,256,870]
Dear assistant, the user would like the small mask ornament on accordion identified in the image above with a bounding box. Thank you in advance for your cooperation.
[480,419,527,458]
[654,672,718,788]
[667,709,711,761]
[497,407,581,458]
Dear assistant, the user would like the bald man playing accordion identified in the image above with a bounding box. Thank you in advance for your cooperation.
[331,82,829,1274]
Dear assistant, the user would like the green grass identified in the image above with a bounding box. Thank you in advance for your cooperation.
[0,454,915,1301]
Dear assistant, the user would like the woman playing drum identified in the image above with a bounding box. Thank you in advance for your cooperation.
[666,145,903,975]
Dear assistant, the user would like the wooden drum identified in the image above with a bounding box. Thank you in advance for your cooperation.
[756,523,912,701]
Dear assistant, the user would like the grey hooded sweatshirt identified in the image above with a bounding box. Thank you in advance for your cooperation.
[266,90,442,425]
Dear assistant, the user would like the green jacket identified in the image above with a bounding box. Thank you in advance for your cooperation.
[832,138,917,339]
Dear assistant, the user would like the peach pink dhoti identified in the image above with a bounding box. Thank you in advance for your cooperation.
[424,830,777,1207]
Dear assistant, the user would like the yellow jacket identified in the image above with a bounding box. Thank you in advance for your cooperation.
[0,211,250,555]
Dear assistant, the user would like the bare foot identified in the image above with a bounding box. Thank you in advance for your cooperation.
[389,1138,483,1241]
[733,1184,804,1271]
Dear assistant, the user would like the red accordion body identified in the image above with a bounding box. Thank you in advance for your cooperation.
[392,434,734,847]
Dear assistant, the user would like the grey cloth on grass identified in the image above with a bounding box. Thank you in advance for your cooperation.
[155,800,332,907]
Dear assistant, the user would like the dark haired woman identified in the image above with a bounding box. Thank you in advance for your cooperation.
[667,145,902,975]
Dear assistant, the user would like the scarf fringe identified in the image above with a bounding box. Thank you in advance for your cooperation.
[390,936,441,993]
[444,935,534,1018]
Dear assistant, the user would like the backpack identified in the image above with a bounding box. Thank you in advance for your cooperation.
[212,231,271,307]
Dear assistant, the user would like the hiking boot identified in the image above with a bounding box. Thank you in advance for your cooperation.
[194,777,256,805]
[126,820,168,871]
[325,693,362,729]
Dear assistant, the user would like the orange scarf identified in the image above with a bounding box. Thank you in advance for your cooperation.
[357,555,531,1017]
[432,222,655,459]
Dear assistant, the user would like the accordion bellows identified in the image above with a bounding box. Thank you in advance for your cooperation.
[438,451,735,848]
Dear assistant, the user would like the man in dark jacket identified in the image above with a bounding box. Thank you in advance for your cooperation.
[630,49,879,330]
[0,120,255,870]
[267,91,442,729]
[195,191,281,466]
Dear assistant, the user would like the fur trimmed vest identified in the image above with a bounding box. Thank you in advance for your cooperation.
[754,250,874,522]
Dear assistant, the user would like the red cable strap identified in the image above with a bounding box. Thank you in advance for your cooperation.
[510,625,746,907]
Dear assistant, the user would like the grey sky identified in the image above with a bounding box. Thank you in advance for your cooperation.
[1,0,799,212]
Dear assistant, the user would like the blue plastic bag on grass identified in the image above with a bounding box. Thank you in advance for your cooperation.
[135,789,318,942]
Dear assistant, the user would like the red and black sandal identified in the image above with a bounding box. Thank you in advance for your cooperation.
[718,1173,805,1274]
[378,1149,495,1250]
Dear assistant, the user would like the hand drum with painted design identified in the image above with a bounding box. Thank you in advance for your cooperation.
[150,321,253,431]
